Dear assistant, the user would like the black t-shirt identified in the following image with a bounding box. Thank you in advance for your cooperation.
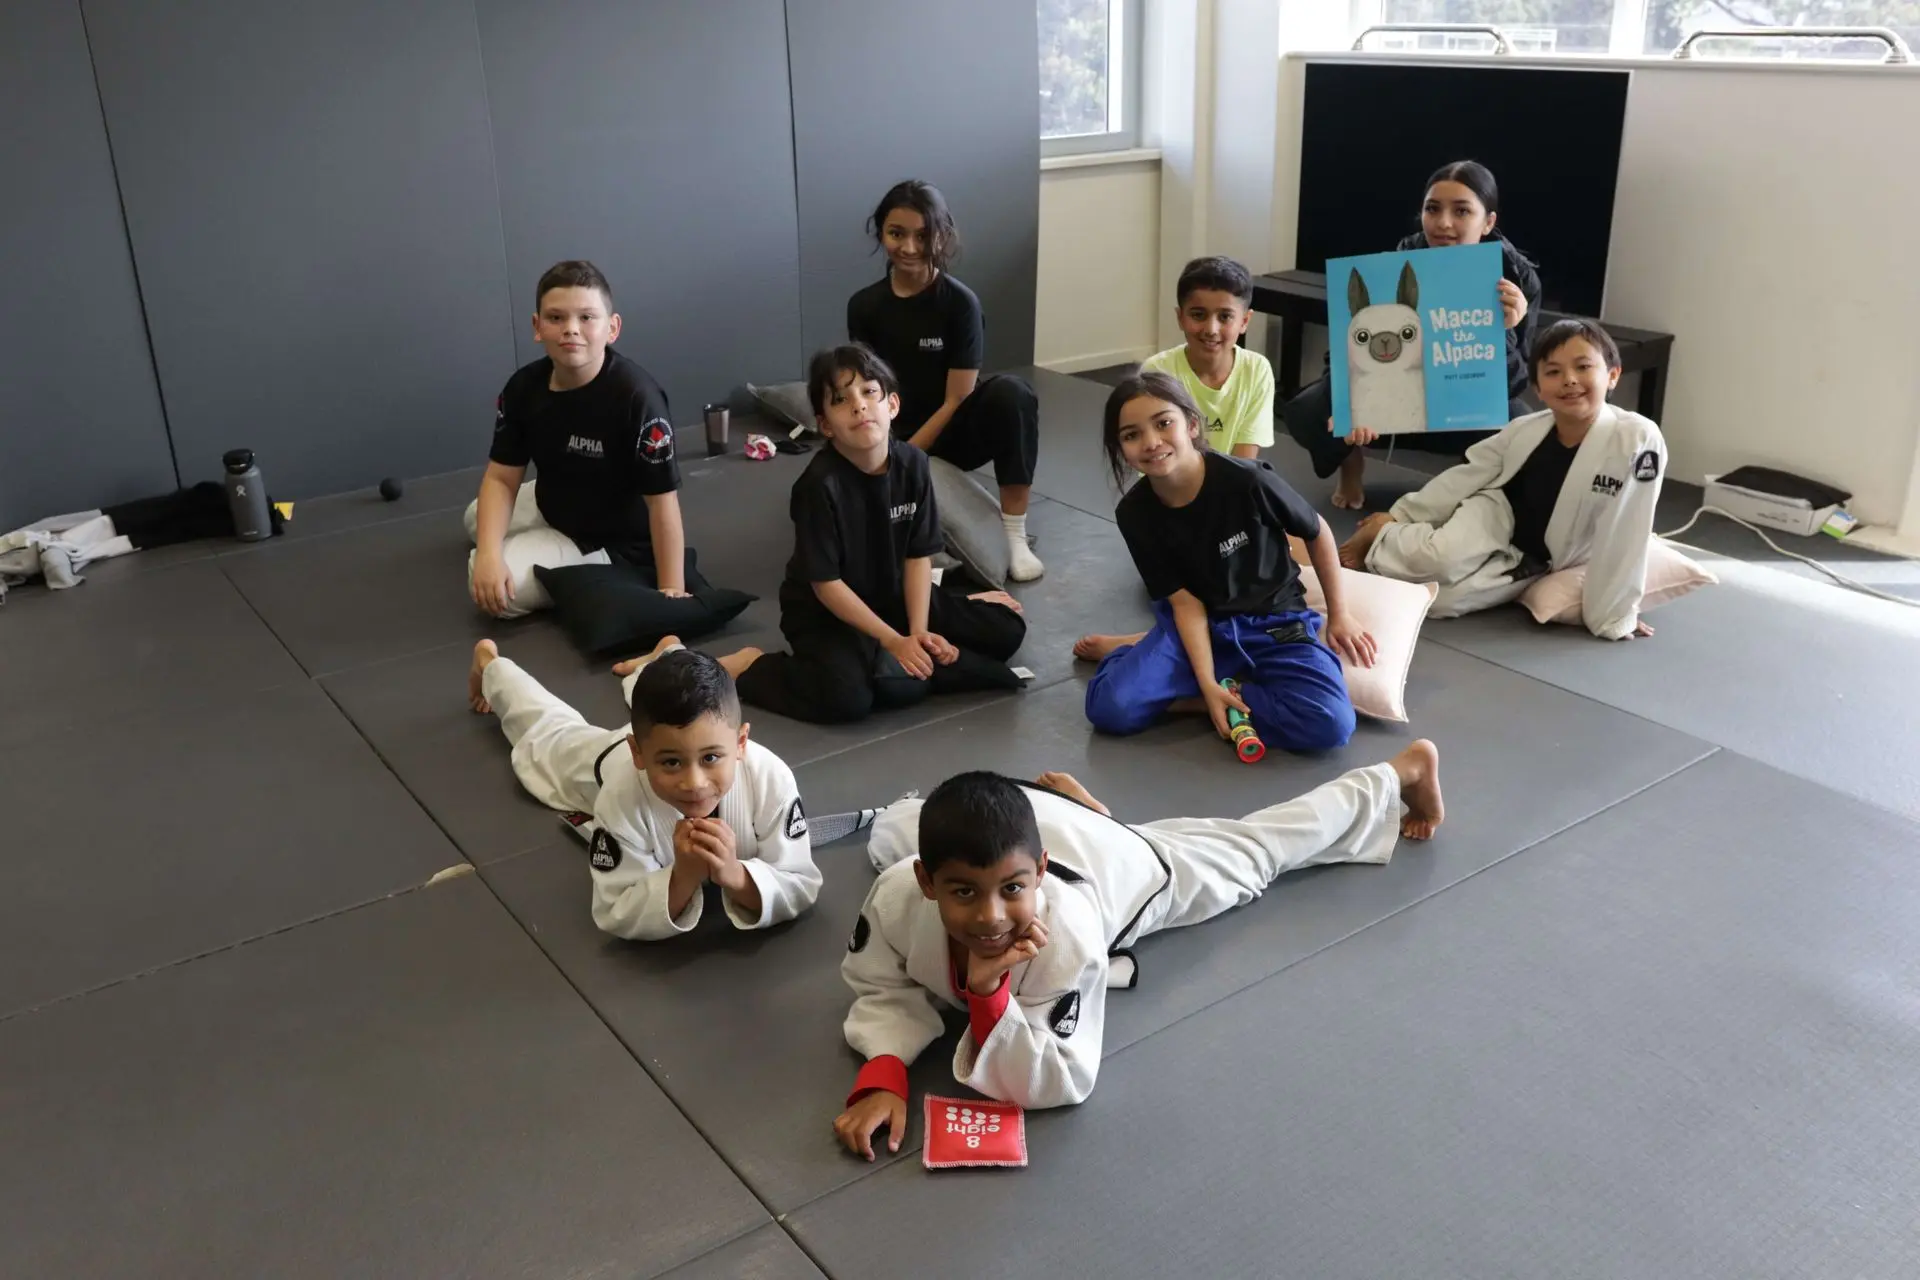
[1503,432,1579,566]
[1116,452,1322,616]
[846,273,985,435]
[784,438,943,632]
[487,347,680,560]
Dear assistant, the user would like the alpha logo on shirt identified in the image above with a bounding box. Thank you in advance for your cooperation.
[1592,474,1623,498]
[889,502,918,523]
[566,434,606,459]
[918,337,945,351]
[639,419,674,465]
[1632,449,1661,482]
[785,797,808,840]
[1218,530,1250,557]
[848,913,871,953]
[1049,990,1081,1038]
[588,828,621,872]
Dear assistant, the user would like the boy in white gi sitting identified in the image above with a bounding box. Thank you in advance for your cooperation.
[831,742,1445,1158]
[468,635,821,941]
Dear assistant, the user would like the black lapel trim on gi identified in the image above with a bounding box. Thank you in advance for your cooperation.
[1109,947,1141,990]
[848,914,871,953]
[588,828,621,873]
[1047,862,1086,884]
[1049,989,1082,1037]
[592,738,625,787]
[1014,777,1173,980]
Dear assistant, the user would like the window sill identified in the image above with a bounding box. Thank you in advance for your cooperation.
[1040,147,1163,172]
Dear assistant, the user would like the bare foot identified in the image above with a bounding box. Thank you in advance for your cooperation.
[970,589,1023,615]
[1072,631,1145,662]
[1389,739,1444,840]
[1339,513,1393,570]
[468,639,499,714]
[717,647,764,679]
[1034,770,1108,815]
[1330,450,1367,510]
[611,633,683,677]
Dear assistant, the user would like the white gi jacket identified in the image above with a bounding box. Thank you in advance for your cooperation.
[1386,405,1666,639]
[842,787,1171,1109]
[587,740,822,941]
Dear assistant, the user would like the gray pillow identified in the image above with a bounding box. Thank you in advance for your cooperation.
[746,381,815,432]
[929,457,1008,588]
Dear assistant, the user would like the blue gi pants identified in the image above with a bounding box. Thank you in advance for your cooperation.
[1084,602,1355,752]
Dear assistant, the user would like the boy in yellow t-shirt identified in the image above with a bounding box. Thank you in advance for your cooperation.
[1140,256,1275,459]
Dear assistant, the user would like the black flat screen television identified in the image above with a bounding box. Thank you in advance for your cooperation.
[1294,61,1630,319]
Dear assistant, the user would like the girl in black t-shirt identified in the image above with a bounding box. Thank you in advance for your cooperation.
[1281,160,1543,510]
[1080,373,1374,754]
[846,179,1044,582]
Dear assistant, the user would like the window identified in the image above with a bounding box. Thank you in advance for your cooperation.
[1357,1,1920,58]
[1039,0,1142,155]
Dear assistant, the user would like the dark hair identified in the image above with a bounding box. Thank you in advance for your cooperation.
[1423,160,1500,217]
[628,648,741,738]
[867,180,961,273]
[806,343,900,418]
[918,772,1043,873]
[1175,255,1254,307]
[535,260,614,311]
[1101,370,1207,490]
[1529,318,1621,384]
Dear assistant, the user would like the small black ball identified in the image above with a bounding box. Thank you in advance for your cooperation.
[379,477,403,502]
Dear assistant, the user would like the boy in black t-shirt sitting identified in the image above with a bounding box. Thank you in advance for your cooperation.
[465,260,693,618]
[717,345,1027,724]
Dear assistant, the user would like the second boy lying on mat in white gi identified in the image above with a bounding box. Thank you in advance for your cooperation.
[468,635,821,941]
[831,744,1444,1157]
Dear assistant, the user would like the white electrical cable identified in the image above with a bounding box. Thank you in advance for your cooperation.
[1657,505,1920,608]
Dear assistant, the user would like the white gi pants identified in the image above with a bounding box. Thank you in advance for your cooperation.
[464,481,611,618]
[1126,762,1403,942]
[1363,489,1536,619]
[481,653,655,812]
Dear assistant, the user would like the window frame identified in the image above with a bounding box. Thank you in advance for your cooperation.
[1040,0,1144,157]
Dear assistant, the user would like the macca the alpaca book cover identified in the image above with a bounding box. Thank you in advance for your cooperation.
[1326,241,1508,438]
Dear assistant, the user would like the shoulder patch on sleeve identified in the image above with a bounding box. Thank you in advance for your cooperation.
[785,797,807,840]
[588,828,621,873]
[1632,449,1660,482]
[639,419,674,464]
[1048,990,1082,1038]
[848,913,871,953]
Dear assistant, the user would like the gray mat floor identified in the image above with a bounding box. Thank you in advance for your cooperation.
[3,372,1916,1278]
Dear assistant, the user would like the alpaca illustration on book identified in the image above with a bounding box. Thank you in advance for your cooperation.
[1346,260,1427,434]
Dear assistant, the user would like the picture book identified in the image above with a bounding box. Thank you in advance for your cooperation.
[1326,241,1509,437]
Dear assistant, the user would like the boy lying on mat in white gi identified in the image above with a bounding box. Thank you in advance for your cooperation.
[831,746,1445,1158]
[468,634,820,941]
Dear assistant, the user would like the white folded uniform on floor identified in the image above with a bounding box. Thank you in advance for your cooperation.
[1366,406,1666,638]
[480,656,822,941]
[843,766,1405,1108]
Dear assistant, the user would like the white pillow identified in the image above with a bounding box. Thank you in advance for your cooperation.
[1297,564,1437,723]
[1519,539,1717,626]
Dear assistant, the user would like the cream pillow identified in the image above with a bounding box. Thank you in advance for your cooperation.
[1297,564,1437,723]
[1519,539,1717,626]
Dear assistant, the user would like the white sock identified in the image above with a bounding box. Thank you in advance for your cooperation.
[1003,512,1044,581]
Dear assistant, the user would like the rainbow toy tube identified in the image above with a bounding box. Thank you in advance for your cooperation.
[1220,679,1265,763]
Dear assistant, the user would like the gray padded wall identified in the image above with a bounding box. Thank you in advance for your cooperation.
[0,0,176,529]
[477,0,805,415]
[81,1,517,498]
[785,0,1040,372]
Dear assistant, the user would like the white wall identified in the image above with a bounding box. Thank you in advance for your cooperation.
[1263,53,1920,530]
[1033,159,1163,371]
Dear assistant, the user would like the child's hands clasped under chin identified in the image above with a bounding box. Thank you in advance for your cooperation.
[673,816,747,894]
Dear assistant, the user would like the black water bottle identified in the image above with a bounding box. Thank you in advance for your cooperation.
[223,449,272,542]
